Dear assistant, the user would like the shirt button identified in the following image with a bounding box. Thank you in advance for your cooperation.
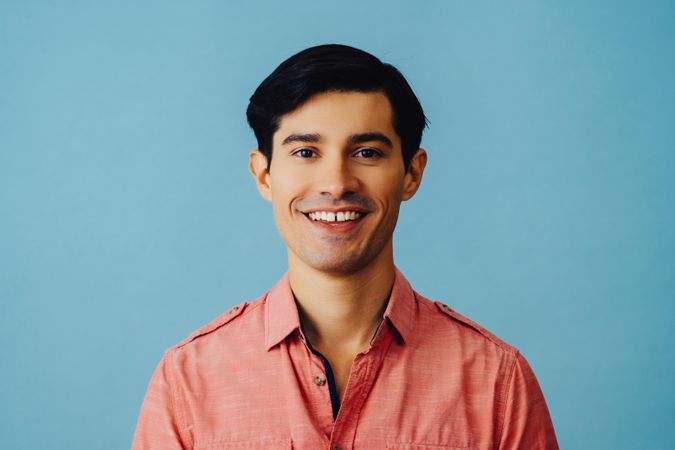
[314,375,326,386]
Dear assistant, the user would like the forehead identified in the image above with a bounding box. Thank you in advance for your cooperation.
[274,91,399,145]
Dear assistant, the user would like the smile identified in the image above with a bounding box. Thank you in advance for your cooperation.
[306,211,364,223]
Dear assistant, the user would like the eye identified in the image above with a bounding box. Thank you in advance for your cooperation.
[355,148,381,159]
[293,148,316,158]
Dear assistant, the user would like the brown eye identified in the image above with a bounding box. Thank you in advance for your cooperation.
[296,148,315,158]
[356,148,380,158]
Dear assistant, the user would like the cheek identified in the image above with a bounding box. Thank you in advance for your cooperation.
[269,172,304,218]
[367,173,405,202]
[269,171,293,202]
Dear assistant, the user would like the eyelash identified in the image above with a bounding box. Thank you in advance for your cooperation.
[293,148,382,159]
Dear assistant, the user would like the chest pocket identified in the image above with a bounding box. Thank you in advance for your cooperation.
[199,438,292,450]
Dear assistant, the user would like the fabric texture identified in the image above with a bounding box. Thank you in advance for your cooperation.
[132,267,559,450]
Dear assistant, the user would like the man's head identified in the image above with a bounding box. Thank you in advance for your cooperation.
[246,44,427,172]
[247,44,428,276]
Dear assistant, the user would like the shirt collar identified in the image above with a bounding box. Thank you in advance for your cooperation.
[264,266,417,351]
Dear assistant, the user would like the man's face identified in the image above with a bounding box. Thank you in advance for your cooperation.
[250,91,426,275]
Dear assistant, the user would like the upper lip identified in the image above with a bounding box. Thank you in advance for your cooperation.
[300,206,370,214]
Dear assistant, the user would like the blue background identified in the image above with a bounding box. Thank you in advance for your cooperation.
[1,1,673,448]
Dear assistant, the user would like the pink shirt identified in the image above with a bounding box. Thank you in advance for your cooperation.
[132,268,559,449]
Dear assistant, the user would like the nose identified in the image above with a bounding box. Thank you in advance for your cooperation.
[316,154,360,198]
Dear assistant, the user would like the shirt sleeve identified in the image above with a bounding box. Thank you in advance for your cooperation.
[131,349,191,450]
[498,351,559,450]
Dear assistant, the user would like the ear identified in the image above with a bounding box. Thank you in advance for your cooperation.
[249,149,272,202]
[402,148,427,201]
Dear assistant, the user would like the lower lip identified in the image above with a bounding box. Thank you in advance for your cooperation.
[302,214,366,234]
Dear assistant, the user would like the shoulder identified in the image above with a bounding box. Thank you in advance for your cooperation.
[171,294,266,351]
[416,292,519,357]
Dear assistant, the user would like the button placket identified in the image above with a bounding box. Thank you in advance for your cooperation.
[331,330,394,450]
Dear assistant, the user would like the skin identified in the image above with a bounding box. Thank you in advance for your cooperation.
[249,91,427,402]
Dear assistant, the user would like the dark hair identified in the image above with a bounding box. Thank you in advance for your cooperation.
[246,44,428,172]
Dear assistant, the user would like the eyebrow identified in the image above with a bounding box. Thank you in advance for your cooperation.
[281,132,393,149]
[349,132,393,149]
[281,133,321,146]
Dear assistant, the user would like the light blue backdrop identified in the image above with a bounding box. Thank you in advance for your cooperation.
[1,1,673,448]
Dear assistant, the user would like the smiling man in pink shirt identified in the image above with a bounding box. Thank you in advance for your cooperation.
[132,44,559,450]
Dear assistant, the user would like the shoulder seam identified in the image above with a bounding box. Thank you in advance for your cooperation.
[175,300,249,349]
[432,300,517,354]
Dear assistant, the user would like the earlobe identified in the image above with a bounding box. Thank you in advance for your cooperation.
[402,148,428,201]
[249,150,272,202]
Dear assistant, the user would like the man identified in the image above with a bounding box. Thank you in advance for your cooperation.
[132,44,559,450]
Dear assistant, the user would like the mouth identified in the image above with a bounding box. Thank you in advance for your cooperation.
[300,209,369,233]
[304,210,365,222]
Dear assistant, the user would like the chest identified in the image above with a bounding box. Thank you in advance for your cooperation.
[180,336,502,450]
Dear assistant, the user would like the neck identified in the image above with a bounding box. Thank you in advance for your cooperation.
[288,244,395,354]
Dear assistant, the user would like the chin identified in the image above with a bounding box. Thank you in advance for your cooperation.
[285,233,393,276]
[301,253,374,276]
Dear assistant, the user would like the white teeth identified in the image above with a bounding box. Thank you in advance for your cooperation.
[306,211,364,222]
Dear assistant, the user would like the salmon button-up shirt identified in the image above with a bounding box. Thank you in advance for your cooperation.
[132,268,559,450]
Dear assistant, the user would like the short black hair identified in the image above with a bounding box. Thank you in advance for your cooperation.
[246,44,428,172]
